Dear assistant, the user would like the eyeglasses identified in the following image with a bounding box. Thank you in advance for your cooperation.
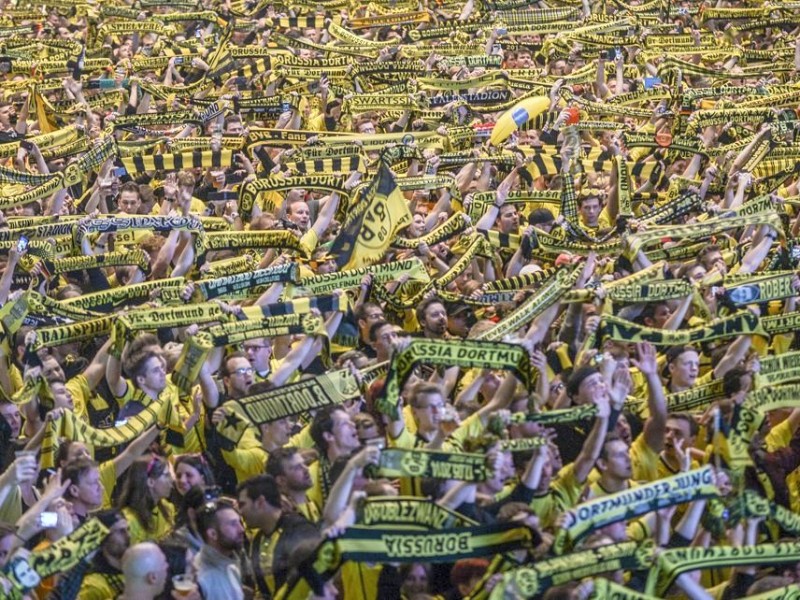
[231,367,254,376]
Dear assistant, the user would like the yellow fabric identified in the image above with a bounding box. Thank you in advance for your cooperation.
[296,499,321,523]
[341,561,382,600]
[122,501,176,545]
[286,424,313,450]
[630,433,660,483]
[299,227,319,257]
[221,425,268,483]
[9,361,22,394]
[551,462,584,513]
[99,459,116,509]
[66,374,91,421]
[443,412,485,453]
[307,459,325,511]
[78,572,122,600]
[765,418,800,514]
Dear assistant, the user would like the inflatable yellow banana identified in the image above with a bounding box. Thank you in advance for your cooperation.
[489,95,551,146]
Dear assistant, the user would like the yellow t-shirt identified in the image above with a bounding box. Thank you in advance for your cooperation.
[630,433,660,483]
[78,572,124,600]
[341,562,382,600]
[99,460,117,509]
[122,501,176,545]
[222,425,268,484]
[66,374,92,422]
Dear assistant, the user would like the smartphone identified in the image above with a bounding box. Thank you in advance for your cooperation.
[16,235,28,253]
[19,140,33,151]
[112,166,127,177]
[173,56,185,65]
[195,29,202,38]
[366,438,385,450]
[39,512,58,528]
[644,76,662,90]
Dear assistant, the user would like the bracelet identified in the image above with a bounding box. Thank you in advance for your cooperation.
[493,202,504,209]
[766,232,778,241]
[14,532,27,544]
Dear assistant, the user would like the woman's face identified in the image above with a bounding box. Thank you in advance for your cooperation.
[402,564,429,595]
[175,462,205,496]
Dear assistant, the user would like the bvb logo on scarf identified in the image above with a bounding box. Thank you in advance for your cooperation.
[401,450,430,477]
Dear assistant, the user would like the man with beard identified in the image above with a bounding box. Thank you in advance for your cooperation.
[238,475,320,598]
[78,510,130,600]
[415,297,450,339]
[195,499,246,600]
[266,447,319,522]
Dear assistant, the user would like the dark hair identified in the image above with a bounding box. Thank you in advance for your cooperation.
[56,440,83,468]
[63,458,99,501]
[528,208,555,226]
[698,243,721,267]
[221,351,248,378]
[667,412,699,438]
[176,485,220,529]
[368,320,391,343]
[249,380,275,395]
[116,455,169,532]
[598,433,625,462]
[565,367,599,399]
[450,559,489,588]
[577,194,603,207]
[126,333,160,358]
[123,350,162,384]
[196,498,238,543]
[662,345,699,379]
[236,474,281,509]
[723,366,751,397]
[174,454,215,489]
[92,508,125,531]
[415,296,445,328]
[265,447,299,479]
[120,181,140,197]
[355,302,382,324]
[310,406,344,454]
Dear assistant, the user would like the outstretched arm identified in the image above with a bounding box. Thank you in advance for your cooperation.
[631,341,667,453]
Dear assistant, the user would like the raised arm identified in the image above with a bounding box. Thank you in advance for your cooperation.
[631,341,667,453]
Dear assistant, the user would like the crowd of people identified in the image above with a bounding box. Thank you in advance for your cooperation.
[1,0,800,598]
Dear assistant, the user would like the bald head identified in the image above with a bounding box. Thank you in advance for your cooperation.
[122,542,168,597]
